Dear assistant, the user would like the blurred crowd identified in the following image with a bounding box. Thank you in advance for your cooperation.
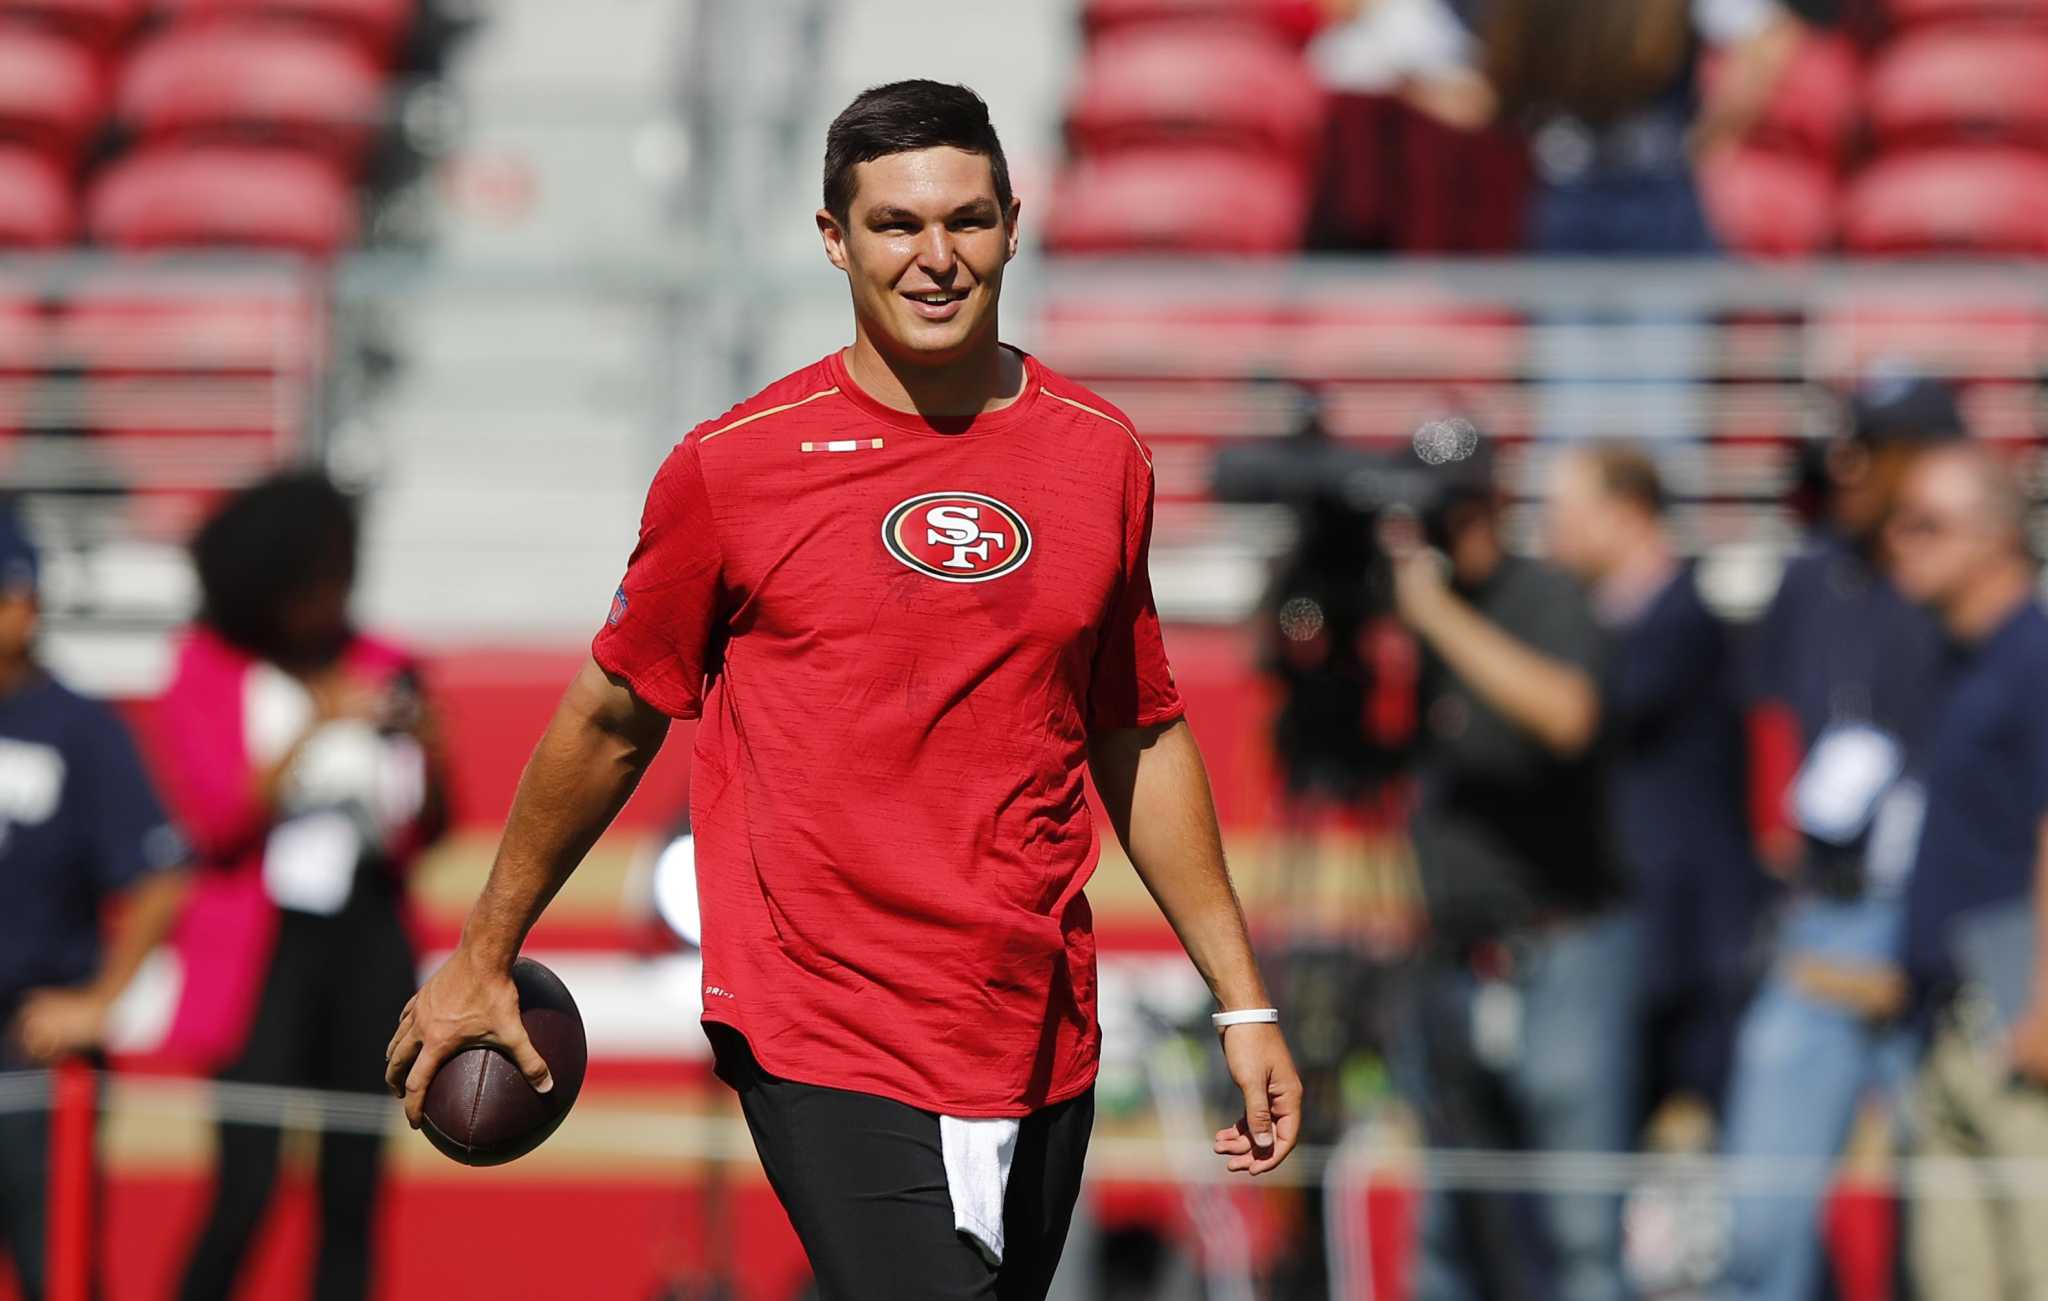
[1,475,445,1300]
[1362,372,2048,1301]
[1306,0,1838,255]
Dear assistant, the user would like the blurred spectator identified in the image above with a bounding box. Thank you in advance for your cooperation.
[1718,373,1964,1301]
[1430,0,1809,254]
[1545,445,1768,1119]
[0,506,188,1301]
[161,474,450,1301]
[1886,443,2048,1300]
[1387,446,1635,1301]
[1306,0,1530,251]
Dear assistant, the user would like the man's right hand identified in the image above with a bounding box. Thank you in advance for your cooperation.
[383,945,552,1128]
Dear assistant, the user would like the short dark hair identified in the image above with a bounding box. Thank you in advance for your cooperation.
[823,80,1012,224]
[1589,443,1667,517]
[192,470,358,662]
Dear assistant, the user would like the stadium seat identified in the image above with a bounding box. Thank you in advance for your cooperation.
[1885,0,2048,26]
[1081,0,1325,44]
[1841,149,2048,254]
[1066,26,1325,165]
[56,285,318,375]
[0,0,145,51]
[0,147,75,247]
[1701,32,1861,161]
[119,26,385,168]
[1698,144,1840,258]
[1044,148,1309,254]
[1290,301,1523,382]
[156,0,415,63]
[1811,299,2047,382]
[1866,27,2048,148]
[0,26,106,165]
[86,146,358,255]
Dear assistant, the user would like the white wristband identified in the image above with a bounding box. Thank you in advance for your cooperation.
[1211,1007,1280,1030]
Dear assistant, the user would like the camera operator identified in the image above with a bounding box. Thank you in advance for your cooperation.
[1387,446,1636,1301]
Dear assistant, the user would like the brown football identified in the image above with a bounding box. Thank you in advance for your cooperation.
[419,957,587,1167]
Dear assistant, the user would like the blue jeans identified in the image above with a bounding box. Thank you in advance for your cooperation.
[1407,910,1644,1301]
[1718,895,1916,1301]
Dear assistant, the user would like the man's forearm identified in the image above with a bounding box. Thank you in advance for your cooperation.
[1407,587,1599,756]
[1091,720,1269,1009]
[460,660,669,970]
[91,868,189,1003]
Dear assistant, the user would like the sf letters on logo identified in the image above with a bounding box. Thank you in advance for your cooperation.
[923,504,1009,571]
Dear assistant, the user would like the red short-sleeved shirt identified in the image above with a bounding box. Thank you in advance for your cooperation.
[592,347,1182,1116]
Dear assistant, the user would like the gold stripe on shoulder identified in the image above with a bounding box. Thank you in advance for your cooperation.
[700,386,841,443]
[1044,391,1148,462]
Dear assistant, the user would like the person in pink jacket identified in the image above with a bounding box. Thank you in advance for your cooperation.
[160,473,450,1301]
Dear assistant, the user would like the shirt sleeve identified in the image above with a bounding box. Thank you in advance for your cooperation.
[590,436,728,720]
[1087,454,1184,734]
[80,705,187,895]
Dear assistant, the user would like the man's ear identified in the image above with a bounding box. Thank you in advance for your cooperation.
[1004,195,1022,263]
[818,208,849,272]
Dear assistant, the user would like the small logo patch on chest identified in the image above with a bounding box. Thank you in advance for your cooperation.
[882,492,1032,583]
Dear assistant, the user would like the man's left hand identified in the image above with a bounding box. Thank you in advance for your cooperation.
[1211,1023,1304,1176]
[2011,1004,2048,1084]
[9,987,110,1064]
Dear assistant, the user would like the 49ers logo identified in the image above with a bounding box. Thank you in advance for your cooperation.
[882,491,1032,583]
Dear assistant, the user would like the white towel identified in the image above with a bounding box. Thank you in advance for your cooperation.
[940,1115,1020,1266]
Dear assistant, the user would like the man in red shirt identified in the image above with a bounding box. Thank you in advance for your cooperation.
[384,80,1301,1297]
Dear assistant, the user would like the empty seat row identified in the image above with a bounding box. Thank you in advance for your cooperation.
[0,144,355,253]
[0,24,383,170]
[0,0,413,60]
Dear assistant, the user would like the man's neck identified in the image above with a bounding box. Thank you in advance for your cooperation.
[842,328,1020,421]
[0,654,34,701]
[1947,559,2036,643]
[1595,532,1677,622]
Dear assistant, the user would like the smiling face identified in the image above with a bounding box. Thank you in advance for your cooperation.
[818,146,1020,368]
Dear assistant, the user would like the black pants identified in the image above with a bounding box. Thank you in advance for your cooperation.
[179,886,415,1301]
[709,1025,1094,1301]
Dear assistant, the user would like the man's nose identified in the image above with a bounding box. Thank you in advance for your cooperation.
[917,226,957,278]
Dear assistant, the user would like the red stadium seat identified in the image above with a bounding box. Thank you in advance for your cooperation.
[1066,26,1325,165]
[0,26,106,164]
[119,26,384,168]
[1885,0,2048,26]
[1701,32,1861,161]
[1841,148,2048,254]
[1044,148,1309,254]
[86,146,357,255]
[1081,0,1325,44]
[156,0,414,62]
[1698,145,1840,258]
[56,285,319,375]
[1866,27,2048,148]
[1811,299,2047,382]
[0,147,75,247]
[0,0,145,51]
